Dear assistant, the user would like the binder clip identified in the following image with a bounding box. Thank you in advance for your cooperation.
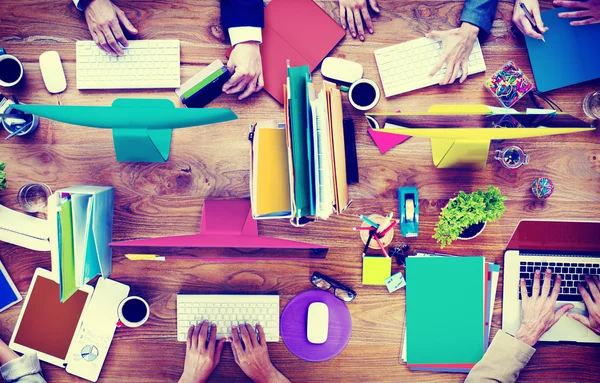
[398,186,419,237]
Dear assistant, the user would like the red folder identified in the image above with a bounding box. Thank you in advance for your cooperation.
[231,0,345,104]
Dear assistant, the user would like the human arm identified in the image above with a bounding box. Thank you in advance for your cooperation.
[512,0,548,40]
[426,0,498,85]
[220,0,265,100]
[554,0,600,26]
[339,0,380,41]
[230,324,290,383]
[178,322,226,383]
[0,339,46,383]
[74,0,138,56]
[466,269,572,383]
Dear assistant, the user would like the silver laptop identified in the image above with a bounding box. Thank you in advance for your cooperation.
[503,220,600,343]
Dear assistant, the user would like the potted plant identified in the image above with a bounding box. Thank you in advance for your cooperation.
[0,162,6,191]
[433,185,506,249]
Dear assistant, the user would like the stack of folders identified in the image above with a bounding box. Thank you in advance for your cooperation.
[47,186,114,302]
[402,254,500,372]
[249,65,350,225]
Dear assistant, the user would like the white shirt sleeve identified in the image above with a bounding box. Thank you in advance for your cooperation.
[73,0,83,11]
[228,27,262,47]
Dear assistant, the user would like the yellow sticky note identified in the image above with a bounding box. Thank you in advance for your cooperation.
[362,256,392,286]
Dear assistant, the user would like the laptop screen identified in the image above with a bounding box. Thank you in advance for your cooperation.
[507,220,600,253]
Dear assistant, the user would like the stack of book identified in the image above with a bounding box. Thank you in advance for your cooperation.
[249,65,350,225]
[401,254,500,372]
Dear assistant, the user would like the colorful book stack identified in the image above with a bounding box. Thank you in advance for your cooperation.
[401,254,500,372]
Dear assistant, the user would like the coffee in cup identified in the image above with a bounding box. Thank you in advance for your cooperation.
[0,49,24,87]
[348,79,380,111]
[117,296,150,328]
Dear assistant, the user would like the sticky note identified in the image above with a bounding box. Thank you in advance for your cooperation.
[385,271,406,293]
[362,256,392,285]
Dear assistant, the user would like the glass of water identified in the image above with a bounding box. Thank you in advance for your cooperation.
[583,91,600,119]
[17,183,52,213]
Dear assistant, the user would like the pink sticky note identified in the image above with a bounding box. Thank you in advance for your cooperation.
[368,127,411,154]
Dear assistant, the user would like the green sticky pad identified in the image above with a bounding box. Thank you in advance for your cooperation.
[362,256,392,285]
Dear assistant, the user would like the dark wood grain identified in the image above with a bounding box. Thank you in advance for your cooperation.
[1,0,599,382]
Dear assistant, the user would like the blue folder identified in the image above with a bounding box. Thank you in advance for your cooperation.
[525,7,600,92]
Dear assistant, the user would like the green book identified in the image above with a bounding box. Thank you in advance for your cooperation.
[288,66,311,218]
[406,256,485,364]
[58,199,77,302]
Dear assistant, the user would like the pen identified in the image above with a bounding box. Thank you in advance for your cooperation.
[378,220,398,238]
[358,214,380,229]
[362,230,375,257]
[373,234,390,258]
[519,2,546,42]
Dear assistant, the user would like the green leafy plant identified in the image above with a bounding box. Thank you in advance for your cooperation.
[433,185,506,249]
[0,162,6,191]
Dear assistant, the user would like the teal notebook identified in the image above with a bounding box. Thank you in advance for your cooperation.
[406,256,485,364]
[525,7,600,92]
[288,66,312,217]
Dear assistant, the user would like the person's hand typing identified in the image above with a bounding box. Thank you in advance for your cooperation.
[427,22,479,85]
[567,275,600,335]
[222,42,263,101]
[515,269,574,346]
[179,321,226,383]
[84,0,138,56]
[339,0,380,41]
[554,0,600,26]
[512,0,548,40]
[230,324,290,383]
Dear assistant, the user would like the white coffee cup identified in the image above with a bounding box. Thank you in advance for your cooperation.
[0,51,24,87]
[347,78,380,111]
[117,296,150,328]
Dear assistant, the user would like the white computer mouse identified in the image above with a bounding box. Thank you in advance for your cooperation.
[321,57,363,84]
[39,51,67,94]
[307,302,329,344]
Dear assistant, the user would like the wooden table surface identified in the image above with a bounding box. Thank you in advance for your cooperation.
[1,0,599,382]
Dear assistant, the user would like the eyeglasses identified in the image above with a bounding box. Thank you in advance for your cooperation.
[310,272,356,302]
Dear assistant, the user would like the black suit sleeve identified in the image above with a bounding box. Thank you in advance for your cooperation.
[220,0,265,29]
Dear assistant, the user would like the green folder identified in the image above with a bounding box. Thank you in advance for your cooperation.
[58,199,77,302]
[405,256,485,364]
[288,66,313,217]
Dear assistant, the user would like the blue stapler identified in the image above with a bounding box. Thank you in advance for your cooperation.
[398,186,419,237]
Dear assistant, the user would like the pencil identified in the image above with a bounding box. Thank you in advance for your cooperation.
[362,230,375,257]
[373,234,390,257]
[377,212,393,234]
[353,226,374,231]
[358,214,379,229]
[378,220,398,237]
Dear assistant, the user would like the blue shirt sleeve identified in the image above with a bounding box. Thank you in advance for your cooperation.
[460,0,499,35]
[220,0,265,29]
[0,354,47,383]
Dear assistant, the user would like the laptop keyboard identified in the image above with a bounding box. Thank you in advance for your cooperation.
[519,261,600,301]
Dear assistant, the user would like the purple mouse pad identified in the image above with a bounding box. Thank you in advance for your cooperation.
[280,289,352,362]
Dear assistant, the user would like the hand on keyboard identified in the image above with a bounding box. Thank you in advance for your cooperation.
[568,275,600,336]
[426,22,480,85]
[230,324,291,383]
[223,42,264,100]
[339,0,380,40]
[180,321,226,383]
[516,269,573,346]
[84,0,138,56]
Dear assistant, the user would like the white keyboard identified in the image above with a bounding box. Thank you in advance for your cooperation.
[76,40,180,89]
[177,295,280,342]
[374,36,486,97]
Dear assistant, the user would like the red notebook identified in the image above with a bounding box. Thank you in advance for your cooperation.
[229,0,345,104]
